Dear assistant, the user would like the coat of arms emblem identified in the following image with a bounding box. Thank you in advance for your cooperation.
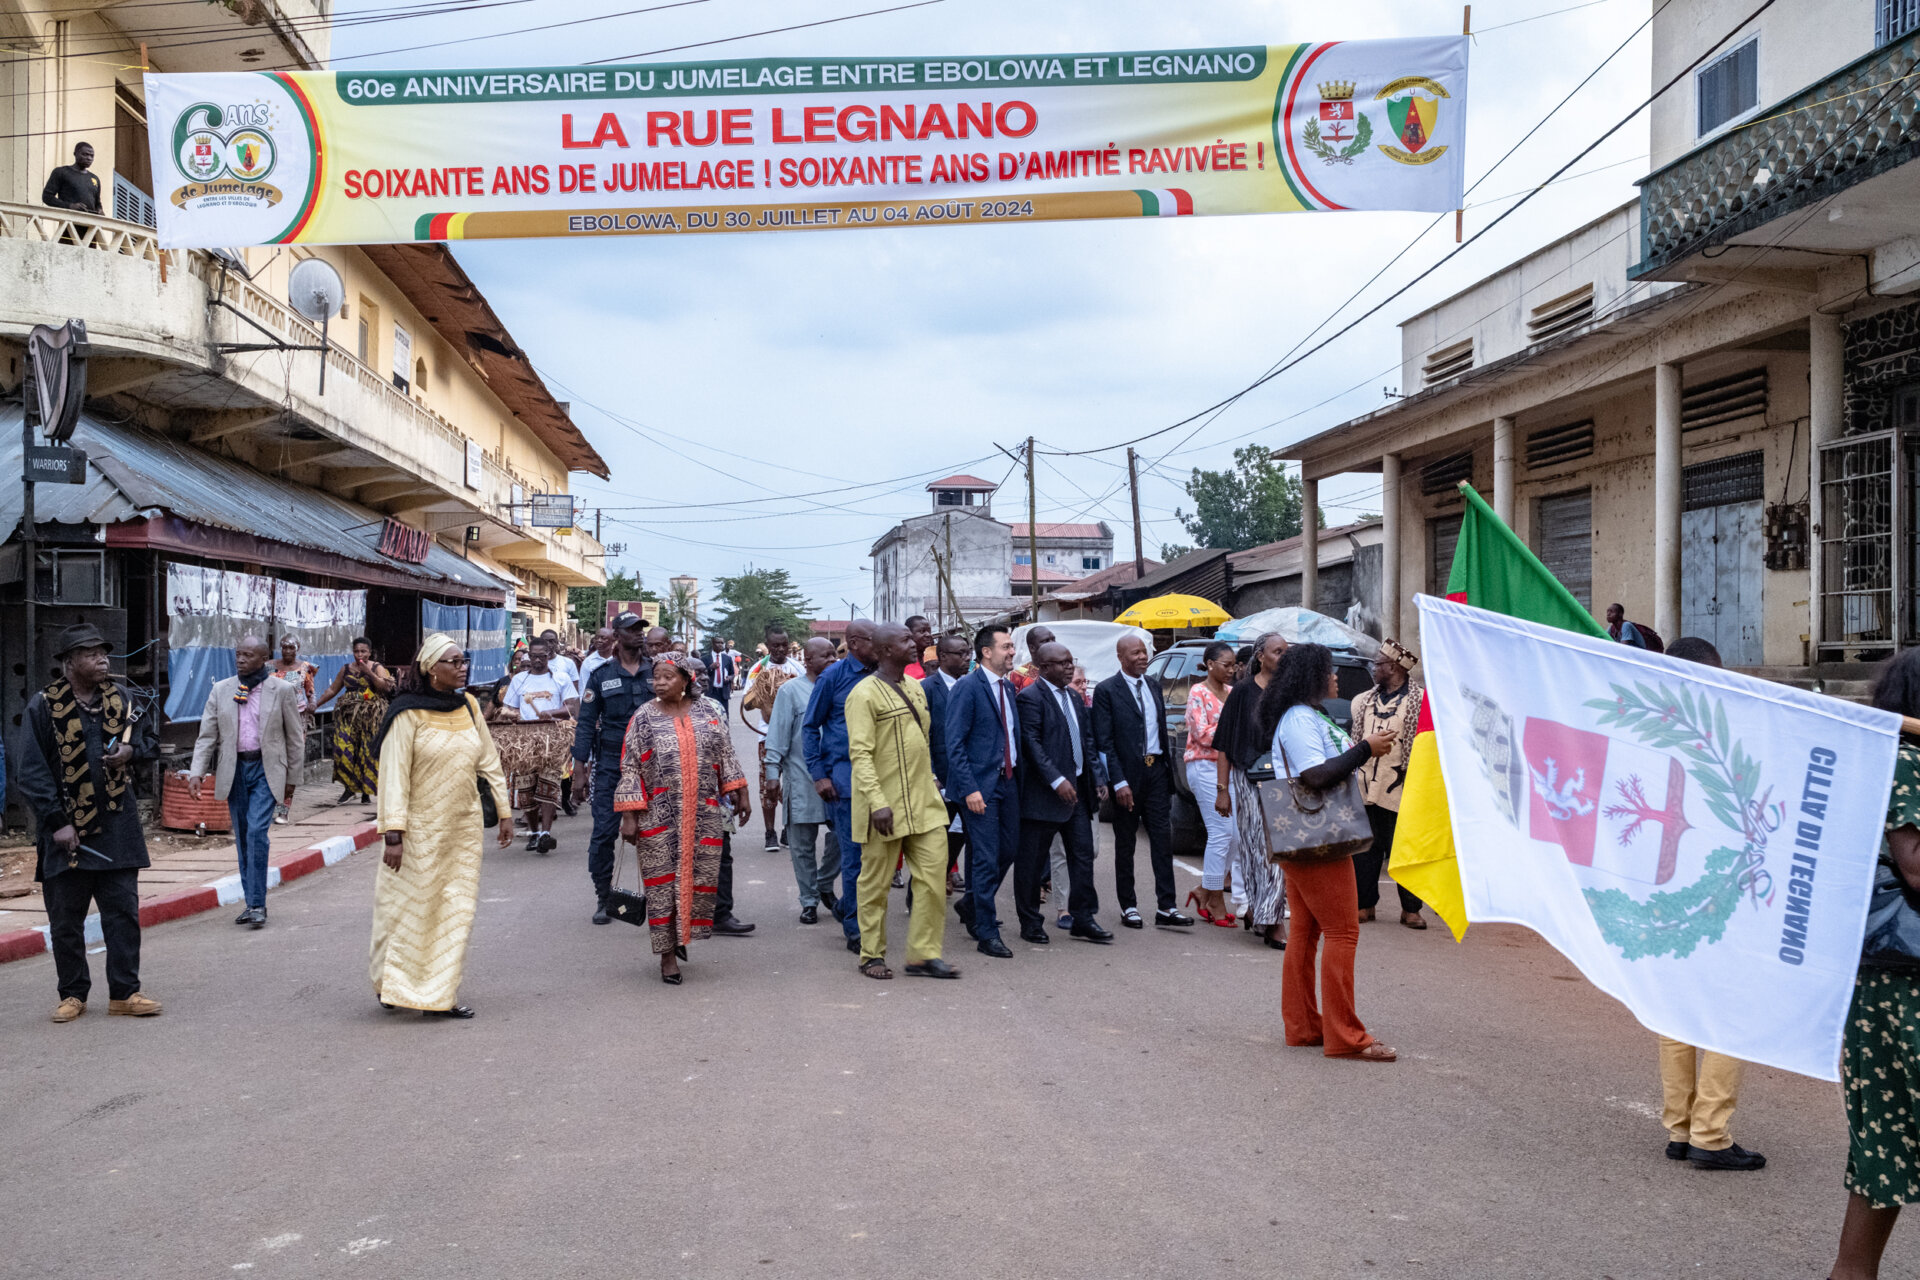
[1302,80,1370,165]
[1374,75,1452,166]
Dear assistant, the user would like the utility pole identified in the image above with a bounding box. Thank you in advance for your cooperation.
[1127,447,1146,579]
[1025,435,1040,615]
[944,511,953,633]
[594,507,601,542]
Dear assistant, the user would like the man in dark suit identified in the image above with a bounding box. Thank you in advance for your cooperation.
[921,635,972,890]
[1092,634,1194,929]
[943,623,1022,958]
[1016,641,1112,944]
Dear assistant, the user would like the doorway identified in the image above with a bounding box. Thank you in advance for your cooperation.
[1681,451,1765,665]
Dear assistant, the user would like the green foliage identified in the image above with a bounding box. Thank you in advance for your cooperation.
[1579,681,1766,959]
[707,567,814,650]
[660,580,701,641]
[568,571,655,631]
[1173,446,1318,552]
[1159,542,1195,562]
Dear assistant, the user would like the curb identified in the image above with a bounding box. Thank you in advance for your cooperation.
[0,823,381,964]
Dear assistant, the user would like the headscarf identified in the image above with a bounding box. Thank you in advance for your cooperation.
[371,633,472,754]
[651,650,698,699]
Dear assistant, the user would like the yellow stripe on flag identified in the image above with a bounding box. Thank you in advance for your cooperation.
[1388,730,1467,940]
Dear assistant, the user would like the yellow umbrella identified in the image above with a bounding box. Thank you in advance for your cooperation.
[1114,593,1232,629]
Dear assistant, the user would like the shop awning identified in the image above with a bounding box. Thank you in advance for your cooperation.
[0,407,514,603]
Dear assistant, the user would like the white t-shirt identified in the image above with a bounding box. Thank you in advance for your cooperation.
[580,651,612,685]
[503,669,578,722]
[1273,703,1351,777]
[547,653,580,689]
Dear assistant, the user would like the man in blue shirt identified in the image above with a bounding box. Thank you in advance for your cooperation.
[804,619,878,953]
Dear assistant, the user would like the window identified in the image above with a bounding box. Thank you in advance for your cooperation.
[1082,556,1101,570]
[1880,0,1918,46]
[1014,552,1031,565]
[1684,451,1766,510]
[935,489,962,506]
[113,82,151,200]
[35,550,111,606]
[1536,490,1594,609]
[1697,38,1759,137]
[1526,420,1596,470]
[1420,451,1474,496]
[1422,338,1474,386]
[1527,284,1594,344]
[1682,368,1768,432]
[356,296,378,365]
[1429,515,1462,596]
[414,358,429,399]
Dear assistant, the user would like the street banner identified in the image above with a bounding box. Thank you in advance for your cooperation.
[1416,594,1897,1080]
[145,37,1467,248]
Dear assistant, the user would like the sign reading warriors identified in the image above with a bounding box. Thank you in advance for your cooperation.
[1417,595,1897,1081]
[146,37,1467,248]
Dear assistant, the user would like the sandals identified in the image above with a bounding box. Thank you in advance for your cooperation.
[1339,1042,1397,1062]
[859,958,894,980]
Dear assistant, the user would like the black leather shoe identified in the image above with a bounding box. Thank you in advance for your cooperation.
[1665,1140,1690,1161]
[954,897,975,927]
[423,1005,475,1019]
[904,957,962,979]
[1688,1143,1766,1171]
[799,904,819,925]
[1071,920,1115,943]
[712,916,756,936]
[1155,909,1196,927]
[248,907,267,930]
[823,893,842,920]
[1120,908,1144,929]
[977,937,1014,959]
[592,901,610,926]
[1020,929,1050,945]
[846,936,862,954]
[234,909,252,925]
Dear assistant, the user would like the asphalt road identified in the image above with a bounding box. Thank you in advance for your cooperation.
[0,712,1902,1278]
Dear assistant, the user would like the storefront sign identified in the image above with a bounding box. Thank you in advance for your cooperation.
[378,517,433,563]
[25,445,87,484]
[147,37,1468,248]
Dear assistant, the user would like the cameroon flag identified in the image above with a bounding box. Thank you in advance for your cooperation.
[1388,482,1609,938]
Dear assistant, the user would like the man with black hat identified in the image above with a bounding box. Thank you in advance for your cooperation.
[15,623,161,1022]
[574,610,654,924]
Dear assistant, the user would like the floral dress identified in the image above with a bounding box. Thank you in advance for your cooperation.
[332,666,390,796]
[1843,740,1920,1208]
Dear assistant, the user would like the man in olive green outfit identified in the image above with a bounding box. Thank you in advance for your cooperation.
[845,622,959,980]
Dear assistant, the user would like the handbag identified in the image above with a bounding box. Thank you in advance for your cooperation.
[463,702,499,829]
[1862,859,1920,971]
[604,835,649,928]
[1254,712,1373,864]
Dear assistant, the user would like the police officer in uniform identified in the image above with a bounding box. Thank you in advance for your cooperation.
[573,611,653,924]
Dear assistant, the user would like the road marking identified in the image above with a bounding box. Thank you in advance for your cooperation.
[259,1235,300,1252]
[1174,860,1202,877]
[341,1239,389,1258]
[1604,1095,1662,1120]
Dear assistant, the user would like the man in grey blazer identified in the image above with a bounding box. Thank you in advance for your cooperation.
[188,635,304,928]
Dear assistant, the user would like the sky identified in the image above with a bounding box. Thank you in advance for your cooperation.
[333,0,1659,619]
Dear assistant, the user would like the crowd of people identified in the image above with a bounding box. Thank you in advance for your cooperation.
[22,607,1920,1274]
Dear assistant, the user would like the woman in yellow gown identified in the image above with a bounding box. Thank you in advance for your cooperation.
[369,634,514,1018]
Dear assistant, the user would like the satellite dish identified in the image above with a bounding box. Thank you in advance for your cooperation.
[287,257,345,324]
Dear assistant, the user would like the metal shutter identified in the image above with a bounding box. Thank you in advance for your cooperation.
[1428,515,1461,597]
[1536,490,1593,609]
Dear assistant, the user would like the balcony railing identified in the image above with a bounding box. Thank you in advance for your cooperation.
[1635,30,1920,274]
[0,200,177,268]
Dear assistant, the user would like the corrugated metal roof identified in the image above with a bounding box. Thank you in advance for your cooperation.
[0,404,511,596]
[1115,548,1231,609]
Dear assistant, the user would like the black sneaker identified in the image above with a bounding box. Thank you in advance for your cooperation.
[891,868,905,889]
[524,832,539,851]
[1664,1140,1690,1161]
[764,834,782,852]
[536,832,557,854]
[1688,1143,1766,1171]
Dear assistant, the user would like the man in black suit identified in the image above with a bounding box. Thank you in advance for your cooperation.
[921,635,972,890]
[1092,634,1193,929]
[1016,641,1112,943]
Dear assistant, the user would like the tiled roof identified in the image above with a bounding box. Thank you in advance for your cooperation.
[925,473,999,490]
[1009,522,1107,539]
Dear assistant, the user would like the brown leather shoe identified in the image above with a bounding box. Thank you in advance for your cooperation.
[108,992,162,1017]
[51,996,85,1023]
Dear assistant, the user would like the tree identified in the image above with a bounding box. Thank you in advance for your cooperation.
[707,567,814,651]
[660,579,701,644]
[1172,445,1319,552]
[568,571,655,631]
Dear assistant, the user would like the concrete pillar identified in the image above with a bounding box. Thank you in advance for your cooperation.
[1654,362,1683,643]
[1381,453,1402,639]
[1809,312,1844,656]
[1493,416,1516,525]
[1301,476,1319,612]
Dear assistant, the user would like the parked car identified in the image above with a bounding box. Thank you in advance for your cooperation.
[1146,637,1373,856]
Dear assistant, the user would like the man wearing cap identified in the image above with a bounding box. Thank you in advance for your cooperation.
[188,634,305,929]
[1347,639,1428,929]
[16,624,161,1021]
[574,611,654,924]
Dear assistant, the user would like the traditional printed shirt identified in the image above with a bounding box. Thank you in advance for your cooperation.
[743,655,803,717]
[1183,682,1227,763]
[1348,680,1423,811]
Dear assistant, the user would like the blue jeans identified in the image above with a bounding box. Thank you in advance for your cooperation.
[228,758,277,910]
[824,791,863,942]
[960,771,1021,942]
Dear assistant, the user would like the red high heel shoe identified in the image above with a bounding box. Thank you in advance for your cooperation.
[1184,890,1214,923]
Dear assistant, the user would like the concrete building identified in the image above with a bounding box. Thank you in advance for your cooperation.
[1009,521,1117,580]
[871,473,1026,628]
[1228,521,1385,632]
[1280,0,1919,681]
[0,4,606,731]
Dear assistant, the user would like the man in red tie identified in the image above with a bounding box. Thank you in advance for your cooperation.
[942,623,1025,958]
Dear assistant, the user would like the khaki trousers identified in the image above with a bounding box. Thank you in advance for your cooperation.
[858,827,948,963]
[1658,1036,1744,1150]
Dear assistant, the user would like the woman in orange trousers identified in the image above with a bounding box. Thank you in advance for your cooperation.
[1262,643,1398,1062]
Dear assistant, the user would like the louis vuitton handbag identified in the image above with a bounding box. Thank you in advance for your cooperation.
[1254,714,1374,864]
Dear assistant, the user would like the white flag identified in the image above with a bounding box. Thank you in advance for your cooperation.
[1418,594,1898,1080]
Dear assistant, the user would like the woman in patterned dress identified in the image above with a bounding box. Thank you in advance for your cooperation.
[615,652,750,985]
[1183,640,1239,926]
[368,634,512,1019]
[319,637,394,803]
[1833,648,1920,1278]
[1214,632,1288,949]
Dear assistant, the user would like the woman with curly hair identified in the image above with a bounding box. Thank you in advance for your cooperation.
[1261,643,1397,1063]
